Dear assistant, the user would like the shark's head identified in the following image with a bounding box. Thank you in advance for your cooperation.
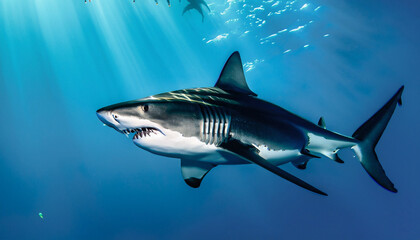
[96,97,208,158]
[97,51,256,158]
[97,99,162,136]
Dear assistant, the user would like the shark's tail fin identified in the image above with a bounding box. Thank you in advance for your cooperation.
[352,86,404,193]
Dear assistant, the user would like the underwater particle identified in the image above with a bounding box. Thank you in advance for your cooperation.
[250,5,264,12]
[289,25,305,32]
[225,18,239,24]
[260,33,277,41]
[314,6,321,11]
[39,213,43,219]
[300,3,308,10]
[283,49,291,54]
[323,33,330,37]
[243,59,264,72]
[240,30,250,38]
[246,14,256,19]
[304,44,309,48]
[205,33,229,44]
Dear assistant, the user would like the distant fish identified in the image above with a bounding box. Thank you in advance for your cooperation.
[182,0,210,22]
[85,0,137,3]
[84,0,176,6]
[154,0,176,7]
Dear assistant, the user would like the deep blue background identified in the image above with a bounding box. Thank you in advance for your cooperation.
[0,0,419,239]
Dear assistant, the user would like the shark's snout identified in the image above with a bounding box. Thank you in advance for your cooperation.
[96,108,118,128]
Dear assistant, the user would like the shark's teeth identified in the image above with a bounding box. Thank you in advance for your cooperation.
[130,127,162,140]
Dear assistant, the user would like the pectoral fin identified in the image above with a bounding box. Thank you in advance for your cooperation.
[301,148,321,158]
[181,159,216,188]
[182,4,194,15]
[220,139,327,196]
[333,153,344,163]
[202,1,210,12]
[292,159,309,170]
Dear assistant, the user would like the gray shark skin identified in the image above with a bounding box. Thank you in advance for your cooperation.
[97,52,404,196]
[182,0,210,22]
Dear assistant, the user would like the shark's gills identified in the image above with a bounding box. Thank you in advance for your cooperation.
[198,105,230,146]
[352,86,404,193]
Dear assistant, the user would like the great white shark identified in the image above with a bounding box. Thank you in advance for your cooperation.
[97,52,404,196]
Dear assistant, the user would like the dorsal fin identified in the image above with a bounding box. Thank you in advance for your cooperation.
[318,117,326,129]
[215,51,257,96]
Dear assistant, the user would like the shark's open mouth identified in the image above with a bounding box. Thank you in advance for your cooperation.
[122,127,164,139]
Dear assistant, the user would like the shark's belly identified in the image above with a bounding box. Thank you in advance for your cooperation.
[134,128,304,166]
[256,146,303,166]
[195,146,304,166]
[134,130,243,164]
[204,147,304,166]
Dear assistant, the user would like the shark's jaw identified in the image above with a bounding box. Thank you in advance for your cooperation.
[96,109,167,147]
[124,126,169,153]
[116,124,167,147]
[117,124,184,157]
[122,127,165,140]
[131,124,219,159]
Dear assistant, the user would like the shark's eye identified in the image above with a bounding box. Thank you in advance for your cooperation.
[143,105,149,112]
[112,114,119,122]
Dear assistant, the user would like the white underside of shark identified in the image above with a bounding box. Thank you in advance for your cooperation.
[132,125,303,166]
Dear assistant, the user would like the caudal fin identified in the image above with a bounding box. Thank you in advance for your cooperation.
[352,86,404,193]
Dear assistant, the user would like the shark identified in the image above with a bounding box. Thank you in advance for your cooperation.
[96,52,404,196]
[182,0,210,22]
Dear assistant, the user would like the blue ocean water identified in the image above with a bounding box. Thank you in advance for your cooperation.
[0,0,419,239]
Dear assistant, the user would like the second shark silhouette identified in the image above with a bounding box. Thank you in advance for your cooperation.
[155,0,211,22]
[183,0,210,22]
[85,0,210,21]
